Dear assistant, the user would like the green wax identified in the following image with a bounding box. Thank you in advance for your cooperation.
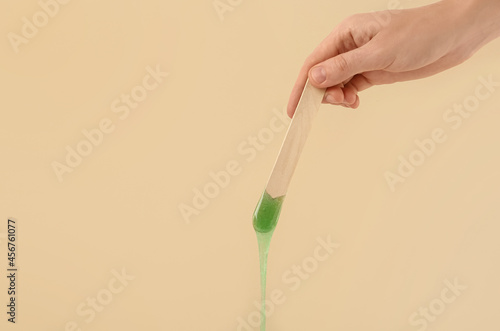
[255,230,273,331]
[253,190,285,331]
[253,190,285,234]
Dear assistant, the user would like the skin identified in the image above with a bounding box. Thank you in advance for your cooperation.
[287,0,500,117]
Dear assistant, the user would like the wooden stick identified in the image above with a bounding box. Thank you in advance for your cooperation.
[265,79,325,198]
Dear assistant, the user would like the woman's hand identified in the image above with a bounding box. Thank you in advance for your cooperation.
[287,0,500,117]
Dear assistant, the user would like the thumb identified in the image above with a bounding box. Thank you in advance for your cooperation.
[308,45,381,87]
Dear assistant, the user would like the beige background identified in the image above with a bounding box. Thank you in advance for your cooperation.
[1,0,499,330]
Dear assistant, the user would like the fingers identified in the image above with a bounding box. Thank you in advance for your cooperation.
[287,34,344,118]
[287,43,382,116]
[287,14,383,117]
[308,45,382,88]
[322,74,373,108]
[323,85,344,104]
[347,74,375,92]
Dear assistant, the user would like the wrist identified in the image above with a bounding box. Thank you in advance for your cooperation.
[451,0,500,44]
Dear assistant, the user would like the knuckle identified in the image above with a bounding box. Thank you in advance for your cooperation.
[334,54,350,73]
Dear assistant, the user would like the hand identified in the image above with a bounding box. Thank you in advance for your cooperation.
[287,0,500,117]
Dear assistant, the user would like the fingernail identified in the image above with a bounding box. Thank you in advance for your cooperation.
[325,94,335,104]
[311,67,326,84]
